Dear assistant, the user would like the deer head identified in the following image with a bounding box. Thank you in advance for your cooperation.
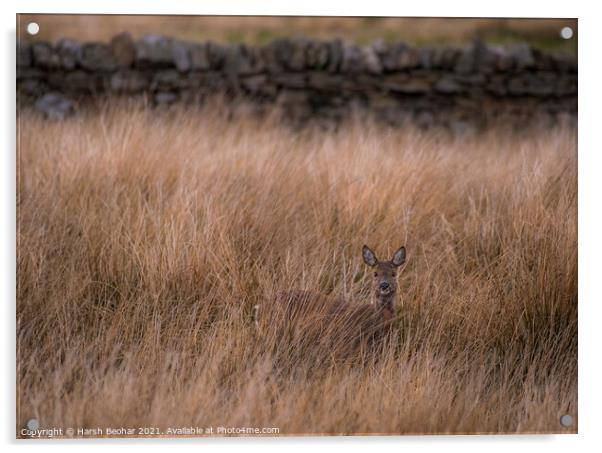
[362,245,406,322]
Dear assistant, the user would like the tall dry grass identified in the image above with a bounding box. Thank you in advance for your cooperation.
[17,102,577,436]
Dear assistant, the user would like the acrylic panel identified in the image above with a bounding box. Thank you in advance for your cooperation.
[16,14,578,438]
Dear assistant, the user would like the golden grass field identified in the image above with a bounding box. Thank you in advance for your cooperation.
[17,102,577,436]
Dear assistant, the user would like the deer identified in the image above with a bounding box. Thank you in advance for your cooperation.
[260,245,406,360]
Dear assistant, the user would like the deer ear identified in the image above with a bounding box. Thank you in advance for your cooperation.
[362,245,378,267]
[391,246,406,267]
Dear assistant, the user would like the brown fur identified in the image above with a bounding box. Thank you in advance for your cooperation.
[265,246,406,359]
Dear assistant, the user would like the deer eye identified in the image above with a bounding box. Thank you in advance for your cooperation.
[374,272,378,277]
[392,272,396,277]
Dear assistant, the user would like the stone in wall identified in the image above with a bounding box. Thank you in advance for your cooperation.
[375,42,422,71]
[305,40,330,69]
[57,70,103,93]
[135,35,173,68]
[208,42,228,69]
[80,43,118,72]
[34,93,73,120]
[110,71,149,92]
[32,42,61,69]
[56,39,81,70]
[383,73,432,94]
[110,33,135,67]
[189,43,210,70]
[340,42,382,74]
[434,76,465,94]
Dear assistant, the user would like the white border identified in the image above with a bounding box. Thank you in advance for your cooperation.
[5,1,584,17]
[3,1,600,452]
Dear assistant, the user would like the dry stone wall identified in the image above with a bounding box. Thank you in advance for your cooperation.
[17,33,577,128]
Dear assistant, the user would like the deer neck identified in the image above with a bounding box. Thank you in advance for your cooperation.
[376,293,395,324]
